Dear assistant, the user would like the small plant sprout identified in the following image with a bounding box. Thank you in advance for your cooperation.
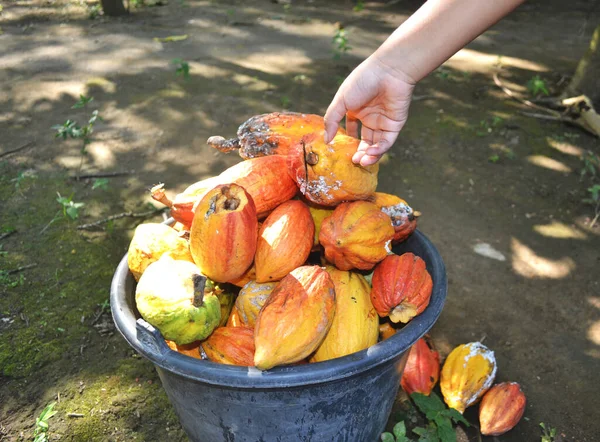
[580,150,599,181]
[92,178,109,190]
[172,58,190,79]
[353,0,365,13]
[332,25,352,59]
[527,75,550,96]
[281,95,291,109]
[52,97,101,179]
[583,184,600,228]
[540,422,557,442]
[33,401,57,442]
[56,193,85,220]
[380,422,410,442]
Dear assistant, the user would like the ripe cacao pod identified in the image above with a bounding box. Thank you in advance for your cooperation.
[400,337,440,396]
[378,323,397,341]
[208,112,345,159]
[307,203,334,249]
[254,266,336,370]
[202,326,255,366]
[127,223,193,281]
[319,201,395,271]
[287,131,378,206]
[479,382,527,436]
[213,283,236,327]
[371,192,419,243]
[226,306,244,327]
[165,340,202,359]
[189,183,258,283]
[370,253,433,323]
[255,200,314,282]
[235,280,276,327]
[228,262,256,288]
[135,255,221,344]
[310,268,379,362]
[218,156,298,219]
[440,342,498,413]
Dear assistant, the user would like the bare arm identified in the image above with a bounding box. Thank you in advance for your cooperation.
[324,0,526,166]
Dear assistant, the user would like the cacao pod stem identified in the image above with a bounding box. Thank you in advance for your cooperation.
[207,136,241,153]
[192,274,206,307]
[150,183,174,208]
[389,302,417,323]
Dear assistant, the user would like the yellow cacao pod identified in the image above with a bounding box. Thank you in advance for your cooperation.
[440,342,497,413]
[310,268,379,362]
[235,280,277,327]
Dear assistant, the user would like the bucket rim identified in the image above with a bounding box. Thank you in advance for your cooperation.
[110,228,447,389]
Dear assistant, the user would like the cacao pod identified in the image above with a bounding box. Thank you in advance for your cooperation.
[255,200,314,282]
[202,326,255,366]
[135,255,221,344]
[254,266,335,370]
[479,382,527,436]
[235,280,277,327]
[228,262,256,288]
[218,156,298,219]
[287,131,378,206]
[400,337,440,396]
[378,323,397,341]
[371,192,419,243]
[226,306,244,327]
[440,342,497,413]
[213,283,236,327]
[127,223,193,281]
[208,112,345,159]
[189,183,258,283]
[319,201,395,271]
[310,268,379,362]
[165,340,202,359]
[370,253,433,323]
[307,203,334,249]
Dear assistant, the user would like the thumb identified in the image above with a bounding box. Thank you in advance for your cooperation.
[323,93,348,143]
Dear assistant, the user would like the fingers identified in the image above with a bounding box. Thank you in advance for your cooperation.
[323,93,348,144]
[351,131,397,166]
[365,131,397,157]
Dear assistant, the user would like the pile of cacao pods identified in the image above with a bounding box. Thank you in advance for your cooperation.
[127,111,431,371]
[399,338,527,436]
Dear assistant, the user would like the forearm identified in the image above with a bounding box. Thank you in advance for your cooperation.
[372,0,526,83]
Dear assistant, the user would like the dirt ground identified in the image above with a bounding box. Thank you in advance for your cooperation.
[1,0,599,440]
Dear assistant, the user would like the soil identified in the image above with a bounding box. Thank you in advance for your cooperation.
[1,0,599,441]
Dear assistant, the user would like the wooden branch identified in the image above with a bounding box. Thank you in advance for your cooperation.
[71,171,135,180]
[0,141,35,159]
[0,230,16,241]
[493,73,562,117]
[6,263,38,275]
[76,207,167,230]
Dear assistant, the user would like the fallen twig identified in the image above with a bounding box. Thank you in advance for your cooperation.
[0,141,35,159]
[71,170,135,180]
[76,207,167,230]
[0,230,16,241]
[67,413,85,418]
[493,73,561,116]
[6,263,38,275]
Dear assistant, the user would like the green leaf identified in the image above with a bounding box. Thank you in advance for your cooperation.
[411,393,446,415]
[92,178,109,190]
[381,432,396,442]
[72,95,94,109]
[440,408,470,426]
[66,206,79,219]
[412,424,439,442]
[393,421,407,438]
[433,416,456,442]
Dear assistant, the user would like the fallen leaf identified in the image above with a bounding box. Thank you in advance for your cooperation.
[153,34,188,43]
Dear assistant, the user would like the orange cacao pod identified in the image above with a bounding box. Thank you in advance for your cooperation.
[371,192,419,243]
[226,306,244,327]
[208,112,345,159]
[378,323,397,341]
[370,253,433,323]
[255,200,314,282]
[228,262,256,288]
[189,183,258,283]
[218,156,298,219]
[319,201,395,271]
[400,337,440,396]
[254,266,336,370]
[479,382,527,436]
[287,132,378,206]
[165,340,202,359]
[235,281,277,327]
[202,326,255,366]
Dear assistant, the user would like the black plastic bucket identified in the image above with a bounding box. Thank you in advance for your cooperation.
[110,229,447,442]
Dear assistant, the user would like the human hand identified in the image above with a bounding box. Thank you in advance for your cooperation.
[323,56,416,167]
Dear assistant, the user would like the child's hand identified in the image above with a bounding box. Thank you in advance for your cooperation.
[324,56,415,167]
